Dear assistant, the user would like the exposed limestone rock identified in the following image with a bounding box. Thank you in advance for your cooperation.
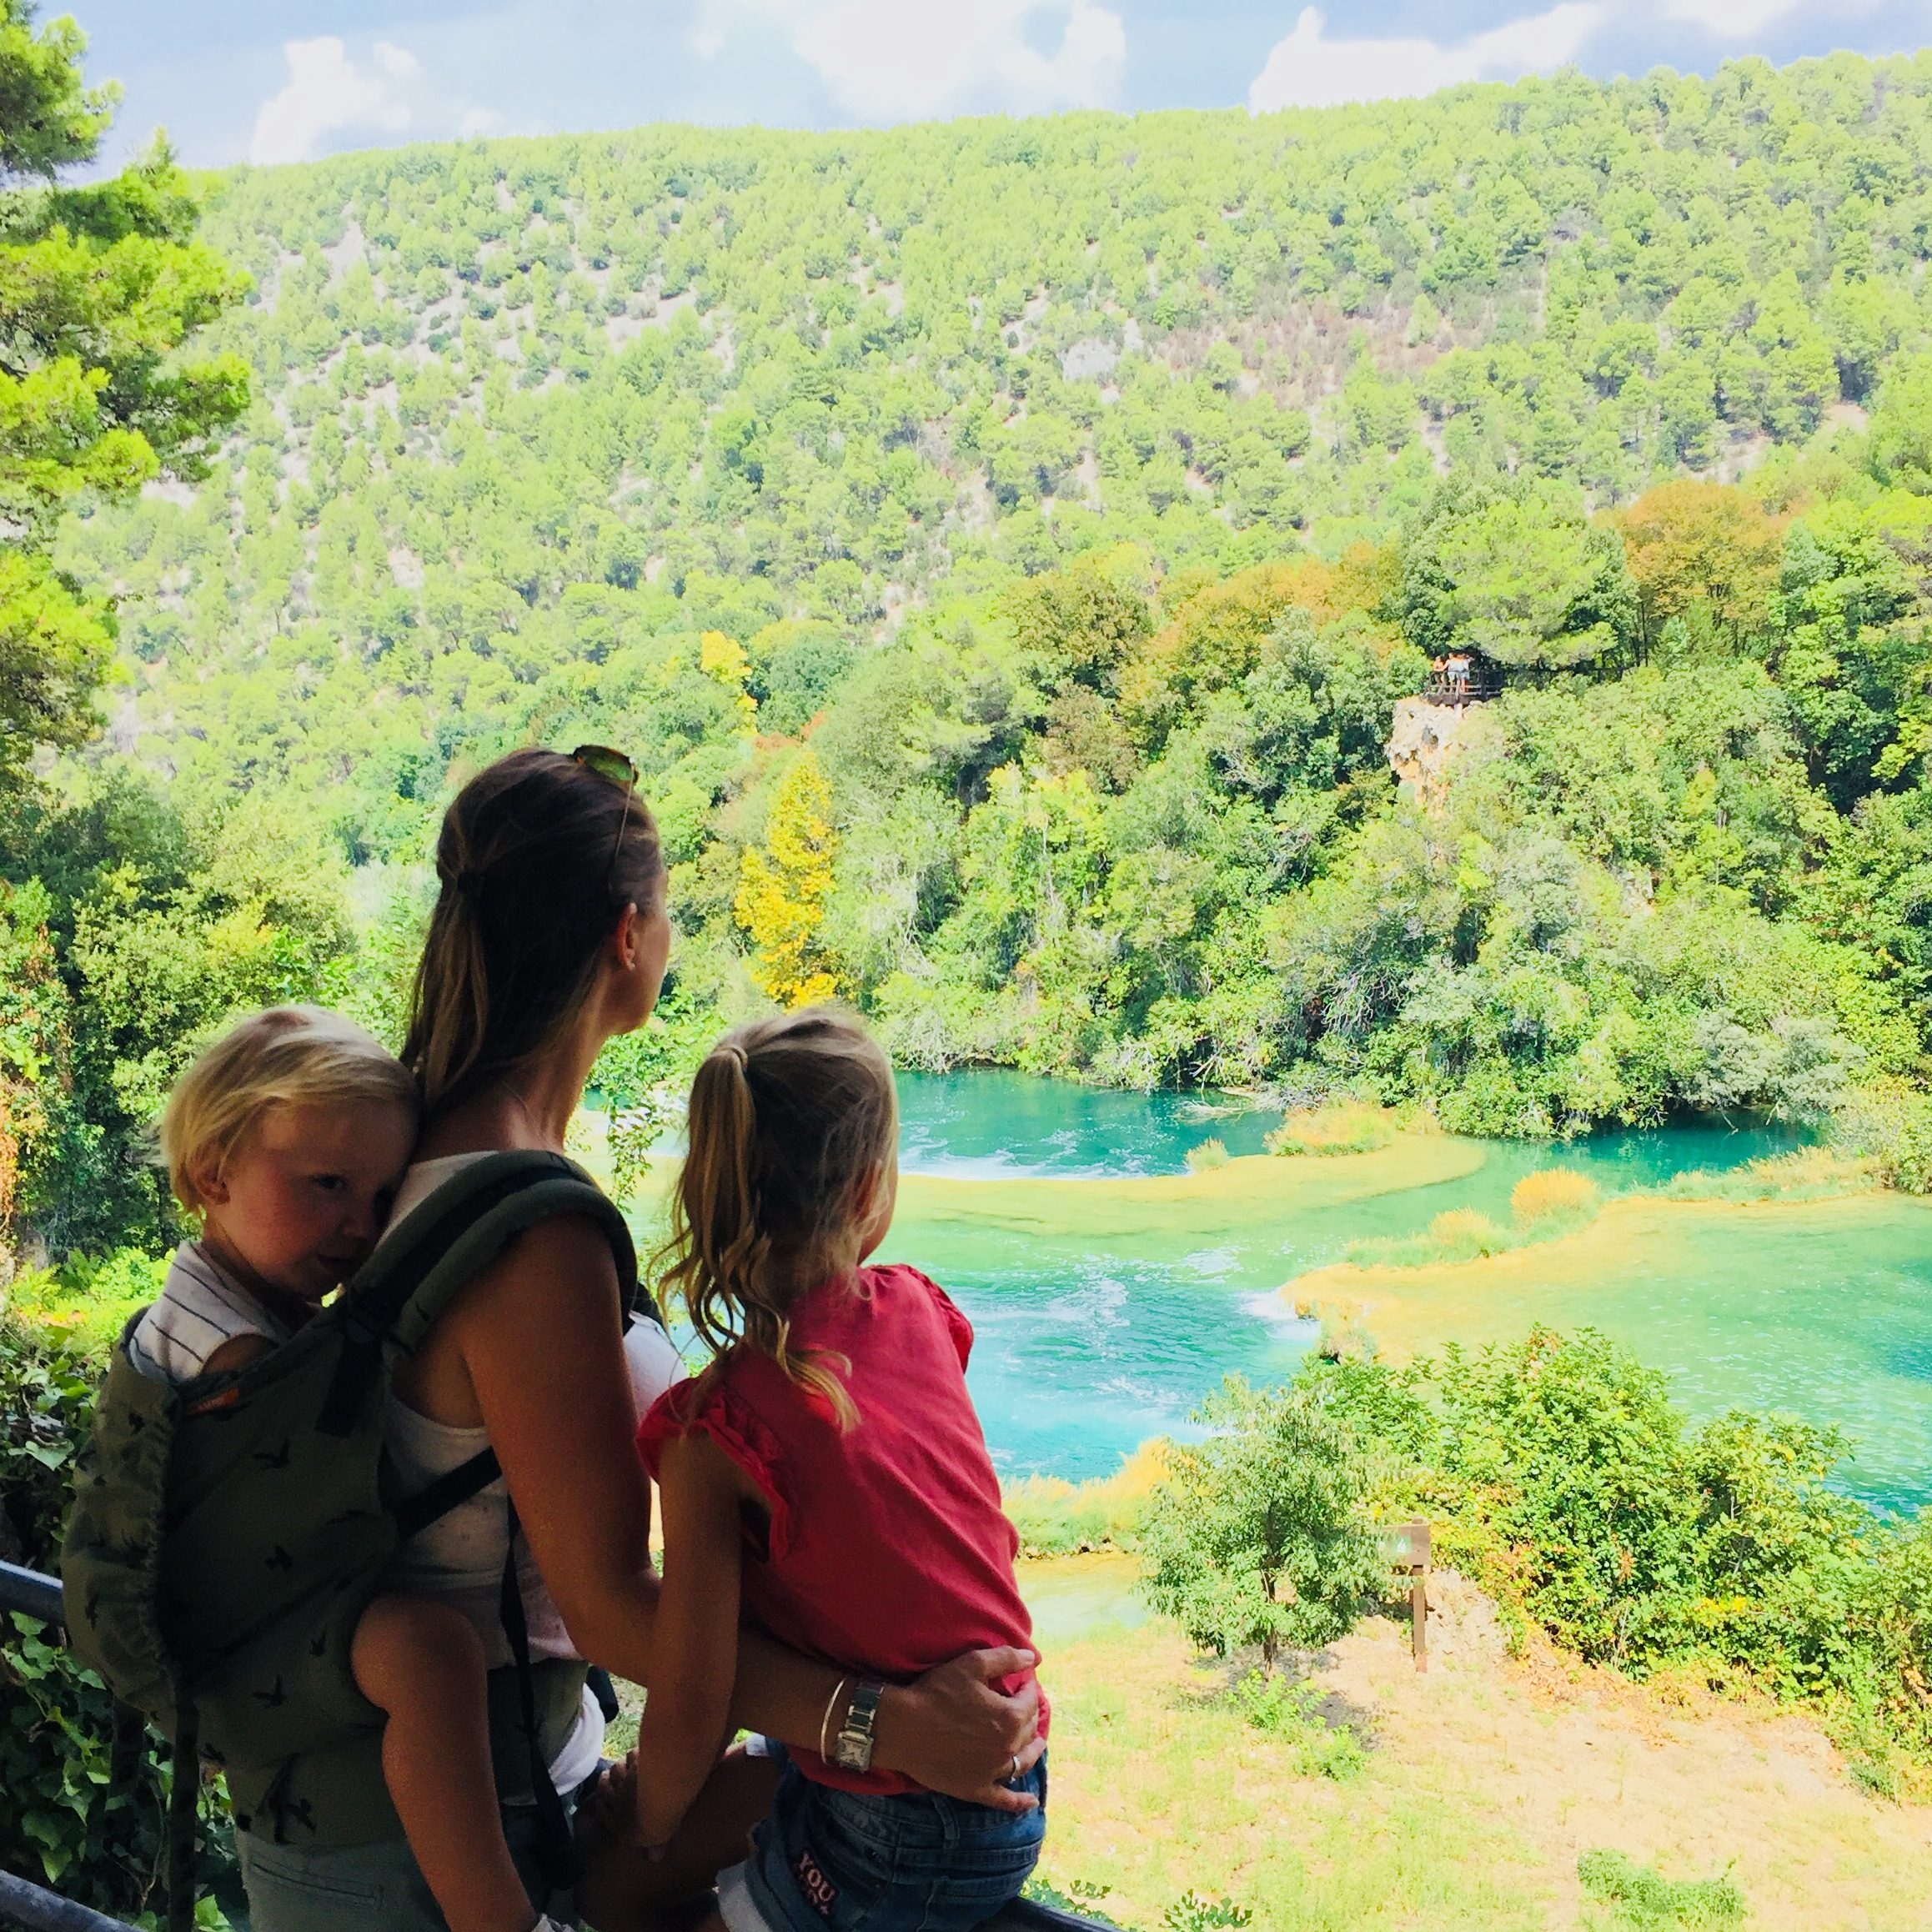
[1386,695,1503,810]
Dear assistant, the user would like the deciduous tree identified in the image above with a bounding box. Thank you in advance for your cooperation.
[736,747,841,1006]
[1142,1375,1384,1674]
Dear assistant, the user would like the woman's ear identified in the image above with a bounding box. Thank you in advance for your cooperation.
[192,1157,230,1208]
[610,901,640,970]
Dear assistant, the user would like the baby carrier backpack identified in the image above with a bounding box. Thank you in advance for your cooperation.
[61,1149,655,1924]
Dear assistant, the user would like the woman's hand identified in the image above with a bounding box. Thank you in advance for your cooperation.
[873,1647,1046,1814]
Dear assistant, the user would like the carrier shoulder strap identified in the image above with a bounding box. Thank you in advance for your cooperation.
[500,1499,578,1892]
[392,1445,504,1542]
[317,1151,647,1438]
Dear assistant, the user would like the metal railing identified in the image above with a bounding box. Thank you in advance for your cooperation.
[0,1559,64,1632]
[0,1869,133,1932]
[1420,661,1504,705]
[0,1566,138,1930]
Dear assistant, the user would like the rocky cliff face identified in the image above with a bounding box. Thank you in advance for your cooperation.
[1385,696,1502,810]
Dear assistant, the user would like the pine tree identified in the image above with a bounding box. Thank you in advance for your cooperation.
[0,0,248,785]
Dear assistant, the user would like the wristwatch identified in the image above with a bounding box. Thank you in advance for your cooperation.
[830,1679,886,1774]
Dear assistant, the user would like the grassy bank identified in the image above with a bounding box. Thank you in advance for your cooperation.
[1026,1563,1932,1931]
[1281,1188,1932,1362]
[891,1133,1488,1254]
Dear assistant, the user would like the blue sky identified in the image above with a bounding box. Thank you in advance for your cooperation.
[73,0,1932,171]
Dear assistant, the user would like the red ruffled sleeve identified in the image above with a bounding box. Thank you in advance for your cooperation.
[895,1265,973,1371]
[636,1375,799,1562]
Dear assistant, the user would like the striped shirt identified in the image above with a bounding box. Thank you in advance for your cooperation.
[126,1242,297,1385]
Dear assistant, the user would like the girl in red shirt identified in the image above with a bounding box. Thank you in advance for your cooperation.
[629,1006,1046,1932]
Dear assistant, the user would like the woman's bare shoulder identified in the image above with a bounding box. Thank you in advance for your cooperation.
[456,1209,624,1318]
[399,1206,628,1422]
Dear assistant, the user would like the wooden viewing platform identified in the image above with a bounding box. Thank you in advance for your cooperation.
[1420,656,1504,705]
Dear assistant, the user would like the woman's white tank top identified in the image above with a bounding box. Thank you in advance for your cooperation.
[379,1153,681,1789]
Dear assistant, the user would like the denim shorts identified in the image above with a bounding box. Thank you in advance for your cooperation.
[720,1748,1046,1932]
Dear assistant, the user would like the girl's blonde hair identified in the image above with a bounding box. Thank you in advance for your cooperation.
[161,1006,420,1214]
[660,1006,897,1427]
[402,749,664,1117]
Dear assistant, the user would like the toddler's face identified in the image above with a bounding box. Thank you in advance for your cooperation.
[198,1098,416,1305]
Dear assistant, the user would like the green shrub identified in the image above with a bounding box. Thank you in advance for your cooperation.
[1184,1137,1229,1172]
[1301,1329,1932,1780]
[1229,1670,1367,1779]
[1576,1848,1744,1928]
[9,1247,168,1354]
[1142,1376,1385,1673]
[1024,1876,1122,1925]
[1002,1442,1164,1555]
[1829,1081,1932,1195]
[1437,1328,1703,1665]
[1162,1894,1252,1932]
[1266,1101,1396,1157]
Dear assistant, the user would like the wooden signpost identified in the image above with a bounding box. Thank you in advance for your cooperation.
[1383,1519,1432,1671]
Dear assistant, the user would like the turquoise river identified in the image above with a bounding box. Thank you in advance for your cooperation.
[872,1071,1932,1514]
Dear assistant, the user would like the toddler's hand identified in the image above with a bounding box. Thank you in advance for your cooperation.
[591,1754,641,1841]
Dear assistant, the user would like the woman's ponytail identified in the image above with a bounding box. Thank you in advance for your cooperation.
[407,842,494,1115]
[402,750,663,1116]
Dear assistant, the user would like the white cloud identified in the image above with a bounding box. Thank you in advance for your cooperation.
[1250,4,1603,113]
[249,37,424,165]
[1655,0,1810,33]
[695,0,1127,121]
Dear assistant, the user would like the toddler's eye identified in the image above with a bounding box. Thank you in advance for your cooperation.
[313,1173,349,1193]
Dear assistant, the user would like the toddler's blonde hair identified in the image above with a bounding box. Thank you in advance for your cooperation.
[161,1006,420,1215]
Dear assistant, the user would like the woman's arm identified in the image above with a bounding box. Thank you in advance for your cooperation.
[447,1215,663,1682]
[631,1431,744,1849]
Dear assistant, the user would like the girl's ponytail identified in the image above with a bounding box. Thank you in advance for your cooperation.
[671,1044,770,1353]
[662,1010,894,1429]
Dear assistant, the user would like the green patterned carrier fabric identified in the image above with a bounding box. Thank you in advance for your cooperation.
[62,1150,648,1849]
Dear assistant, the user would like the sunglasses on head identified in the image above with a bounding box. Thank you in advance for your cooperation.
[571,743,641,901]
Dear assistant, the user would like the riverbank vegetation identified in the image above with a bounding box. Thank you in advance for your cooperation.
[1037,1328,1932,1798]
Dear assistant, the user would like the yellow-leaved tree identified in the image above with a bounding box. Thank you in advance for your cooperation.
[735,749,841,1006]
[700,629,757,726]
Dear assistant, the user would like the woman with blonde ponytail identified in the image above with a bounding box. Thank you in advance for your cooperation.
[235,750,1042,1932]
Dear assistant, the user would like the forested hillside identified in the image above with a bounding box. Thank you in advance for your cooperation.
[9,51,1932,1260]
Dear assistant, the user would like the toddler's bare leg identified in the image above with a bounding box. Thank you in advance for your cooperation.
[353,1593,539,1932]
